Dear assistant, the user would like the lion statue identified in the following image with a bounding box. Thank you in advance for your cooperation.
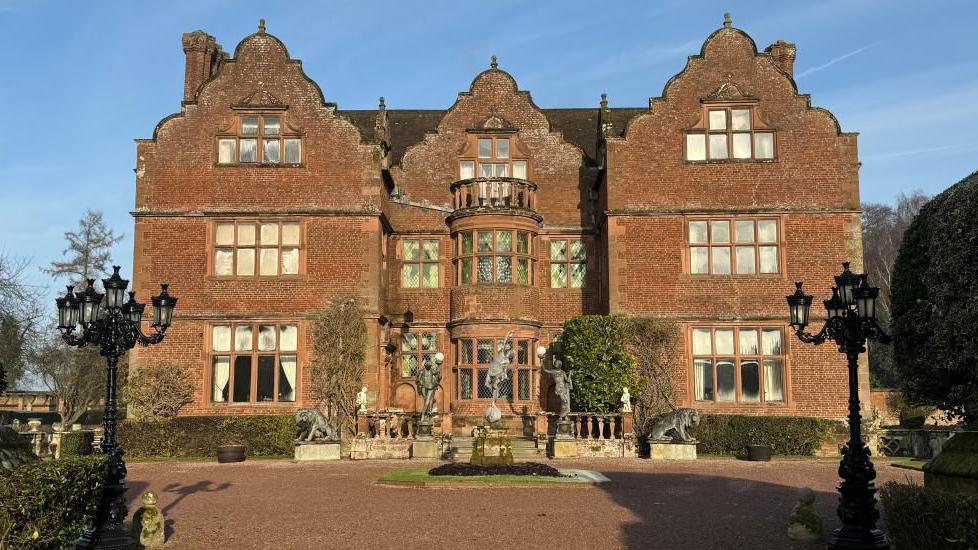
[295,408,338,442]
[648,408,700,443]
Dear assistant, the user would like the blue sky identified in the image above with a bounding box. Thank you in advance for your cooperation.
[1,0,975,300]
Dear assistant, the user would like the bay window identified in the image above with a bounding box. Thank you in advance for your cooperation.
[456,229,534,285]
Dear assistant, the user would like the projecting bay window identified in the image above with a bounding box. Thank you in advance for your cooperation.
[214,221,301,277]
[217,115,302,165]
[691,326,785,404]
[685,106,774,162]
[458,136,529,180]
[688,218,779,275]
[400,332,438,378]
[456,337,534,401]
[456,230,534,285]
[401,239,439,288]
[549,238,586,288]
[211,323,298,403]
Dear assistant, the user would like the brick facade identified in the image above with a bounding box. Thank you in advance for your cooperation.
[131,16,867,427]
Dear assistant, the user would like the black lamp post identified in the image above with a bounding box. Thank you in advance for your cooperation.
[56,266,177,550]
[786,262,889,550]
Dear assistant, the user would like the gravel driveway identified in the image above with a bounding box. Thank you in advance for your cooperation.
[126,457,919,550]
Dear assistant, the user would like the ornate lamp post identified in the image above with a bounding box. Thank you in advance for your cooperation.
[786,262,889,550]
[55,266,177,550]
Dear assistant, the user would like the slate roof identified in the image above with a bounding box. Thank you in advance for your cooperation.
[336,107,647,167]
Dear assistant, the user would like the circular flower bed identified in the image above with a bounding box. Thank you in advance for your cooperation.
[428,462,566,477]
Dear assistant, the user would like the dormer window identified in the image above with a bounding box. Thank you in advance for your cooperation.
[685,106,774,162]
[459,135,528,180]
[218,115,301,165]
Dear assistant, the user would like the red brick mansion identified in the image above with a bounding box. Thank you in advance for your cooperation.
[130,15,866,432]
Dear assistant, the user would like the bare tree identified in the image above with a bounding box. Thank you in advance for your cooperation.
[44,209,123,283]
[123,364,194,421]
[30,335,107,426]
[309,298,367,439]
[862,191,929,320]
[861,191,929,388]
[0,253,44,388]
[627,317,682,436]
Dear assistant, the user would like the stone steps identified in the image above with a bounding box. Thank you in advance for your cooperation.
[449,437,544,461]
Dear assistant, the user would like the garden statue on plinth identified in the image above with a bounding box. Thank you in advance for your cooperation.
[470,333,515,466]
[787,487,824,542]
[412,352,444,459]
[355,386,368,413]
[416,352,443,438]
[294,407,340,461]
[647,408,700,460]
[540,338,574,438]
[621,387,632,413]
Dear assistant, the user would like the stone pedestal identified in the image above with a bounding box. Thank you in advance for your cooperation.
[471,429,513,466]
[550,437,579,459]
[649,440,697,460]
[294,441,341,461]
[411,438,440,459]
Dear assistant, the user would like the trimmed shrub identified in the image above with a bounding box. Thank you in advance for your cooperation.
[560,315,642,413]
[118,415,294,458]
[879,481,978,549]
[693,414,837,456]
[58,431,94,457]
[0,455,105,549]
[891,170,978,424]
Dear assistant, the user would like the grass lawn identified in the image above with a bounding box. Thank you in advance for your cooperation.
[378,467,607,486]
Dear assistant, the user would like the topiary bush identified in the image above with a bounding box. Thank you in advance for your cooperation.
[693,414,837,456]
[117,415,294,458]
[879,481,978,549]
[58,431,94,457]
[0,455,105,549]
[560,315,642,413]
[891,170,978,424]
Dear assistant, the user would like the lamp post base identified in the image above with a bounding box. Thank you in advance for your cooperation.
[74,525,135,550]
[827,526,889,550]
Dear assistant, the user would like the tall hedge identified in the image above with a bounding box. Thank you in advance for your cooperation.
[693,414,838,456]
[118,415,294,458]
[0,456,105,549]
[560,315,641,413]
[891,170,978,424]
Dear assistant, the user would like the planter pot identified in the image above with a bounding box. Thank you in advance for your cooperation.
[746,444,772,462]
[216,444,246,463]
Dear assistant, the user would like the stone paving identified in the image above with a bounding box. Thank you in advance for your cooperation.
[126,457,920,550]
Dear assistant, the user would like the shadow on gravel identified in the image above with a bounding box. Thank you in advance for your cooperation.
[159,480,233,539]
[598,471,838,550]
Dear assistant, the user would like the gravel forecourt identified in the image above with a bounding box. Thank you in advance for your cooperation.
[126,457,920,550]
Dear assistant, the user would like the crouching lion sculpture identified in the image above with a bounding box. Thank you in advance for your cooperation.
[295,408,338,442]
[648,408,700,443]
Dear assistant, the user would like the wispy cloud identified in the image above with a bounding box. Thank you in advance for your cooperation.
[796,42,879,79]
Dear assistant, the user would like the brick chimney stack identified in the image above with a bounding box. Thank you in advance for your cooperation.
[181,31,224,103]
[766,39,797,78]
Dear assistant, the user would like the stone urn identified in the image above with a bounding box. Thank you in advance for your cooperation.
[216,444,246,463]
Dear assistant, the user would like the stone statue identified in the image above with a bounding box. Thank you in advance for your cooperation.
[787,487,823,541]
[295,408,337,442]
[355,386,369,412]
[417,359,442,425]
[620,387,632,413]
[542,339,572,418]
[648,408,700,443]
[131,491,165,547]
[483,332,514,424]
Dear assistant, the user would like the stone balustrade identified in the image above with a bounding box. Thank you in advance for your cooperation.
[450,177,537,212]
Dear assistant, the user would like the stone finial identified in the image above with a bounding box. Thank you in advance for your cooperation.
[378,96,386,111]
[133,491,165,547]
[600,93,608,108]
[723,12,732,28]
[258,19,266,33]
[490,55,498,69]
